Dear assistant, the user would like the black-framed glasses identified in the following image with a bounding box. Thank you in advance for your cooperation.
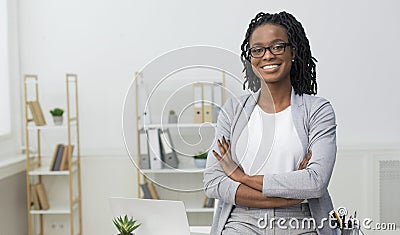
[248,42,291,58]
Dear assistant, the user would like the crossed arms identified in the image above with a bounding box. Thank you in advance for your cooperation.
[203,98,337,208]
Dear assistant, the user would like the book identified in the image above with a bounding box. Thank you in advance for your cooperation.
[159,129,178,169]
[202,196,215,208]
[49,144,62,171]
[28,101,46,126]
[52,145,65,171]
[60,145,74,171]
[139,130,150,169]
[31,185,40,210]
[212,82,223,123]
[193,83,203,123]
[203,83,213,123]
[35,183,49,210]
[148,129,162,169]
[140,182,152,199]
[147,182,160,200]
[202,196,208,208]
[206,197,215,208]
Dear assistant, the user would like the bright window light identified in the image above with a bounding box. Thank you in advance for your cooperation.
[0,0,11,136]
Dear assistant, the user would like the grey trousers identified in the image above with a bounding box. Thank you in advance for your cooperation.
[222,203,318,235]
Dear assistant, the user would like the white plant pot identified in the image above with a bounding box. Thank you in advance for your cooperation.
[53,116,63,125]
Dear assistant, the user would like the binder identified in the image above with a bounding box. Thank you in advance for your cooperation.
[203,83,213,123]
[147,128,163,169]
[140,182,152,199]
[49,144,62,171]
[52,145,65,171]
[159,129,178,169]
[193,83,203,123]
[139,130,150,169]
[212,82,223,123]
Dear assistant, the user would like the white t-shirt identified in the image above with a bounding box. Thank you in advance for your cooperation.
[236,105,304,176]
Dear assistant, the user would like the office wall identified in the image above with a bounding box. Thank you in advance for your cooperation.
[17,0,400,153]
[0,172,28,235]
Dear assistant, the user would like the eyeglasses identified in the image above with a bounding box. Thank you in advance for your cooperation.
[248,42,291,58]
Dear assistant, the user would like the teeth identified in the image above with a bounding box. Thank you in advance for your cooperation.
[262,65,279,70]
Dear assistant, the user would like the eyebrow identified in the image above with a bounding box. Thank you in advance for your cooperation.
[250,39,287,47]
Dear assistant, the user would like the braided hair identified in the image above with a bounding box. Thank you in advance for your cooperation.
[241,11,317,95]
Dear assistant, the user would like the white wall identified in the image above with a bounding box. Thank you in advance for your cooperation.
[14,0,400,234]
[17,0,400,153]
[0,172,28,235]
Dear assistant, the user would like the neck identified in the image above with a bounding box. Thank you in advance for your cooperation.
[257,80,292,113]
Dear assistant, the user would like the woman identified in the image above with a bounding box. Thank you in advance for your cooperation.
[204,11,337,235]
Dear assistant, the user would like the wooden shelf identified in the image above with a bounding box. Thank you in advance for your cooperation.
[30,204,78,215]
[140,123,216,130]
[135,73,226,227]
[24,74,82,235]
[27,122,77,131]
[186,208,214,213]
[141,168,205,174]
[28,165,77,176]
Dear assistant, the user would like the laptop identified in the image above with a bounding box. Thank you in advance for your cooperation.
[109,197,209,235]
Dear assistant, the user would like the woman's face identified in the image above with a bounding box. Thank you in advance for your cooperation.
[249,24,295,85]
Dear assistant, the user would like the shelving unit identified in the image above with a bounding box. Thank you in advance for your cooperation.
[24,74,82,235]
[134,71,226,226]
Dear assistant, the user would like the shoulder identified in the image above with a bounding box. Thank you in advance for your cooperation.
[223,93,255,113]
[301,94,336,122]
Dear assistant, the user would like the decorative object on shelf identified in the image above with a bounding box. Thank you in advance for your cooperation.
[193,151,208,169]
[202,196,215,208]
[28,101,46,126]
[168,110,178,123]
[113,215,141,235]
[50,107,64,125]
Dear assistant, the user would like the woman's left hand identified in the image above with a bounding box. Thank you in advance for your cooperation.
[212,136,246,182]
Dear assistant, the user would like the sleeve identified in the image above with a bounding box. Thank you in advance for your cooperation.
[203,98,241,205]
[262,99,337,199]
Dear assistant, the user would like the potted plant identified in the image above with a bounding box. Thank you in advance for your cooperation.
[49,108,64,125]
[168,110,178,123]
[193,151,208,168]
[112,215,141,235]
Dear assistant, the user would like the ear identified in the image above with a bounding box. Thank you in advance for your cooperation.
[291,47,296,61]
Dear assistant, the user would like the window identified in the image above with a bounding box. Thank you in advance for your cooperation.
[0,0,10,137]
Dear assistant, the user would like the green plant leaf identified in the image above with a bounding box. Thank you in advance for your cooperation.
[113,214,141,234]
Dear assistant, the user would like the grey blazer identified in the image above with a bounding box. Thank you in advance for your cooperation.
[204,88,337,235]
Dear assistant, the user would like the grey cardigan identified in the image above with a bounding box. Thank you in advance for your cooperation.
[204,88,337,235]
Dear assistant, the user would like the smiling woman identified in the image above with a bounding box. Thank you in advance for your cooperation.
[204,11,337,235]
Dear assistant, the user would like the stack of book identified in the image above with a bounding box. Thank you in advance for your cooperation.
[140,182,160,199]
[139,128,179,170]
[31,183,49,210]
[193,82,223,124]
[27,101,46,126]
[202,196,215,208]
[50,144,74,171]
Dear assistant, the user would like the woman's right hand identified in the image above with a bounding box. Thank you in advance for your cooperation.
[298,151,312,170]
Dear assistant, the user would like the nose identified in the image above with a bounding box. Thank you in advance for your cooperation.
[262,48,275,60]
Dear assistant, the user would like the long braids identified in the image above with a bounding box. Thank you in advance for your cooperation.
[241,11,318,95]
